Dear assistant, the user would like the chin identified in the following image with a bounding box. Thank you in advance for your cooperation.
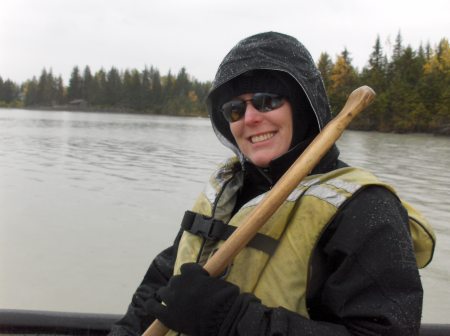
[247,149,284,167]
[248,157,271,168]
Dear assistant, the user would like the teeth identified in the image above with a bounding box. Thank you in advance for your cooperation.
[251,132,274,143]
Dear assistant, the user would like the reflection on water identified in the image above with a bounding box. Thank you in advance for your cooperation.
[0,108,448,322]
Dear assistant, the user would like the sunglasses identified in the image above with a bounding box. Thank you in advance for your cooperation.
[221,93,285,123]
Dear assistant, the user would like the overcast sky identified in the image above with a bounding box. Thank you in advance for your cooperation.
[1,0,449,84]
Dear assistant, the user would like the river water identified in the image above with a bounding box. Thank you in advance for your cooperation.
[0,108,449,323]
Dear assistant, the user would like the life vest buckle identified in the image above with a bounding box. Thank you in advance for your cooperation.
[182,210,226,241]
[181,210,279,255]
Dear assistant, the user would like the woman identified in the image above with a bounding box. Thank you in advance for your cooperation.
[109,32,435,336]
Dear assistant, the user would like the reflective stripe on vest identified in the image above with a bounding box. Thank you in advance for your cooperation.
[172,161,436,321]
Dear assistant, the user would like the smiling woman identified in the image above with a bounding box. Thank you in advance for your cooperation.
[106,32,436,336]
[228,91,293,167]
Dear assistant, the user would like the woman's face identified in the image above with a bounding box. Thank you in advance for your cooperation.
[230,93,293,167]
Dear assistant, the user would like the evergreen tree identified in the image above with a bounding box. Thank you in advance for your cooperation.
[130,69,143,110]
[169,67,193,115]
[36,68,58,105]
[23,77,39,106]
[149,67,163,112]
[56,76,65,104]
[0,77,3,101]
[122,70,132,109]
[163,70,175,110]
[368,36,385,70]
[67,66,83,101]
[417,44,426,64]
[317,52,333,91]
[91,68,107,106]
[82,66,94,103]
[425,42,432,61]
[392,31,403,62]
[422,38,450,131]
[386,43,425,132]
[191,79,211,117]
[105,67,122,105]
[0,79,20,103]
[141,67,152,110]
[357,36,388,130]
[122,69,142,110]
[174,67,191,97]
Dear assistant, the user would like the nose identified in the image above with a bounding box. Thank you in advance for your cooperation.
[243,101,263,125]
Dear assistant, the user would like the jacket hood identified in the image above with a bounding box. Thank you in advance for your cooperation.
[207,31,332,157]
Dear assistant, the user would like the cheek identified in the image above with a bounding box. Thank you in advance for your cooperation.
[230,122,242,141]
[230,122,248,153]
[286,121,293,143]
[281,107,293,144]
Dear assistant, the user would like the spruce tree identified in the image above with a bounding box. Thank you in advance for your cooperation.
[0,79,20,104]
[92,68,107,106]
[122,69,142,110]
[141,68,152,111]
[105,67,123,106]
[387,44,424,132]
[56,76,65,105]
[150,67,163,112]
[358,36,388,130]
[82,66,94,103]
[67,66,83,101]
[423,38,450,132]
[0,77,3,102]
[317,52,333,91]
[23,77,39,106]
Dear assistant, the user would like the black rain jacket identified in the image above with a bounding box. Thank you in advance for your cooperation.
[109,32,423,336]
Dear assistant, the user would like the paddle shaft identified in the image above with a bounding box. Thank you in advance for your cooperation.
[143,85,376,336]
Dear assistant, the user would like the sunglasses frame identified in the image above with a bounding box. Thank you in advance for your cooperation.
[221,93,285,123]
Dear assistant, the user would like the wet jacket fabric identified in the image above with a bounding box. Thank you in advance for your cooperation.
[171,159,433,319]
[109,167,425,336]
[109,149,430,335]
[108,32,433,335]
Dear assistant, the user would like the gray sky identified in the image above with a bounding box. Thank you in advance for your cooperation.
[1,0,449,84]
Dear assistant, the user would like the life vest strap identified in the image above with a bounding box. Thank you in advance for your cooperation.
[181,210,278,256]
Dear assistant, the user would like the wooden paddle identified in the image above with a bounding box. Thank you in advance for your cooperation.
[143,85,376,336]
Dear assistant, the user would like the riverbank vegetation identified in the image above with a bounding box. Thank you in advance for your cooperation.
[320,34,449,134]
[0,33,448,134]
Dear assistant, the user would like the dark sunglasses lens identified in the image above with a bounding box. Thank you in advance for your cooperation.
[253,93,284,112]
[221,94,284,122]
[222,100,245,122]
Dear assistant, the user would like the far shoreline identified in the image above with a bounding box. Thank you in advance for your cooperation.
[1,106,449,136]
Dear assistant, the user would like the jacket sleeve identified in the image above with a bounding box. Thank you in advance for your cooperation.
[218,186,423,336]
[108,229,182,336]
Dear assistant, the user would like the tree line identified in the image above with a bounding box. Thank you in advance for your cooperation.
[319,34,449,134]
[0,66,211,117]
[0,33,449,133]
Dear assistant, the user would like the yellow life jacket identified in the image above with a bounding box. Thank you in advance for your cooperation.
[172,157,435,319]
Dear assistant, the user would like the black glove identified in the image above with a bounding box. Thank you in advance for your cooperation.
[145,262,240,336]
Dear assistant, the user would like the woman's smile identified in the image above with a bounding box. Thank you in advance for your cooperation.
[249,132,276,144]
[230,93,293,167]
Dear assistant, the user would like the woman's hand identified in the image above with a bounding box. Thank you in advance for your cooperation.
[145,262,240,335]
